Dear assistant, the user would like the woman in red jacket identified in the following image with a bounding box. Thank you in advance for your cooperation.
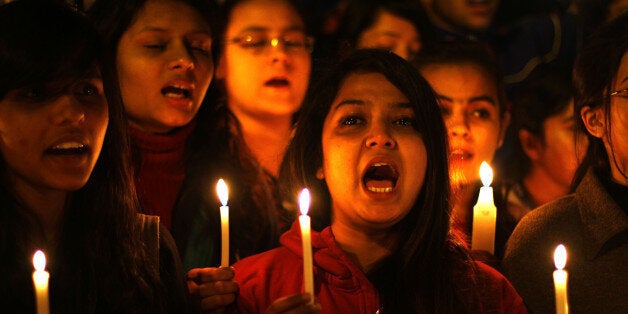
[230,49,527,314]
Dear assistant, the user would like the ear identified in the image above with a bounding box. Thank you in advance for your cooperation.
[518,129,542,161]
[581,106,605,139]
[316,167,324,180]
[497,111,511,148]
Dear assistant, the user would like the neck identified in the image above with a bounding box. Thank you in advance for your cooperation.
[523,167,570,207]
[451,183,477,234]
[15,184,66,250]
[332,222,397,273]
[235,110,294,177]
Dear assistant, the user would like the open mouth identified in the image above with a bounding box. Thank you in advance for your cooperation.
[162,85,192,99]
[450,148,472,161]
[45,142,89,155]
[264,78,290,87]
[362,162,398,193]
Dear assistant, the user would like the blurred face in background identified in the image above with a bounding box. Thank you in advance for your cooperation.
[218,0,312,121]
[357,10,422,61]
[420,63,507,185]
[522,101,588,189]
[116,0,214,134]
[422,0,499,33]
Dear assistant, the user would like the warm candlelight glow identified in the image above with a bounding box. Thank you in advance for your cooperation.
[32,250,50,314]
[479,161,493,187]
[298,188,314,303]
[554,244,567,270]
[217,179,230,267]
[299,188,311,216]
[471,161,497,254]
[217,179,229,206]
[33,250,46,271]
[553,244,569,314]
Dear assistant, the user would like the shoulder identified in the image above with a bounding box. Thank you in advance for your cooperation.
[472,262,528,314]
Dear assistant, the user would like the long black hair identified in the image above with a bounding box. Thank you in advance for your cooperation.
[280,49,477,313]
[0,1,167,312]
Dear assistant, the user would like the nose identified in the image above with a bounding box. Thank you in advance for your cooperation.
[366,123,396,149]
[168,43,195,71]
[51,95,86,125]
[447,111,470,139]
[269,39,290,64]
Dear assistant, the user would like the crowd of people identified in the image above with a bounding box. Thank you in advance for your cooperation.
[0,0,626,313]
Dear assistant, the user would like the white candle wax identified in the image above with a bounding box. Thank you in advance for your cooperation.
[217,179,230,267]
[553,244,569,314]
[471,161,497,254]
[298,189,314,302]
[32,250,50,314]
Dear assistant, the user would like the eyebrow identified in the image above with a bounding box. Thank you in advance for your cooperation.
[333,99,412,109]
[138,26,211,35]
[435,93,496,106]
[235,25,306,34]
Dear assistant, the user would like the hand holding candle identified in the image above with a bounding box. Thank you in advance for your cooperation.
[298,188,314,302]
[471,161,497,254]
[32,250,50,314]
[217,179,229,267]
[553,244,569,314]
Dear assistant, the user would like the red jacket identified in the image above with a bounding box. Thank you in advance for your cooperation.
[233,222,527,314]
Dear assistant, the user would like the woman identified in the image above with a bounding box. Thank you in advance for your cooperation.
[181,0,313,311]
[336,0,431,61]
[0,1,188,313]
[503,13,628,313]
[414,42,512,261]
[231,49,526,313]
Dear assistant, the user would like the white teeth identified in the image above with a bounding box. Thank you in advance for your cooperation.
[165,92,186,99]
[367,187,393,193]
[171,84,190,90]
[52,142,85,149]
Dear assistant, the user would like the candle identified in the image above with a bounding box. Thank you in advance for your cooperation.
[216,179,229,267]
[553,244,569,314]
[298,188,314,302]
[32,250,50,314]
[471,161,497,254]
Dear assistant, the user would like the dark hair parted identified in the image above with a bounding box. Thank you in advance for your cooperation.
[336,0,432,60]
[572,12,628,186]
[510,65,575,180]
[280,49,477,312]
[414,41,508,117]
[0,1,168,312]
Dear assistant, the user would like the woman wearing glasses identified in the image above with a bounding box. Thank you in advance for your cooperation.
[503,13,628,313]
[183,0,313,312]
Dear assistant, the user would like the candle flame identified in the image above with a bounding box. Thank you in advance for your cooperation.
[216,179,229,206]
[33,250,46,271]
[554,244,567,270]
[479,161,493,187]
[299,188,310,216]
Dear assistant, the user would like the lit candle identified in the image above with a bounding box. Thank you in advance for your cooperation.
[471,161,497,254]
[32,250,50,314]
[298,188,314,302]
[216,179,229,267]
[553,244,569,314]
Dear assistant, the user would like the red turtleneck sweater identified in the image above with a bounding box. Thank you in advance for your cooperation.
[129,122,195,229]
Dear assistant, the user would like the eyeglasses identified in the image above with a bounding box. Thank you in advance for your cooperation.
[609,87,628,98]
[226,31,314,55]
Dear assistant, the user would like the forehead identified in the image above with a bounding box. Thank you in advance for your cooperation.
[332,72,409,107]
[421,63,498,97]
[227,0,304,33]
[129,0,211,34]
[616,51,628,86]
